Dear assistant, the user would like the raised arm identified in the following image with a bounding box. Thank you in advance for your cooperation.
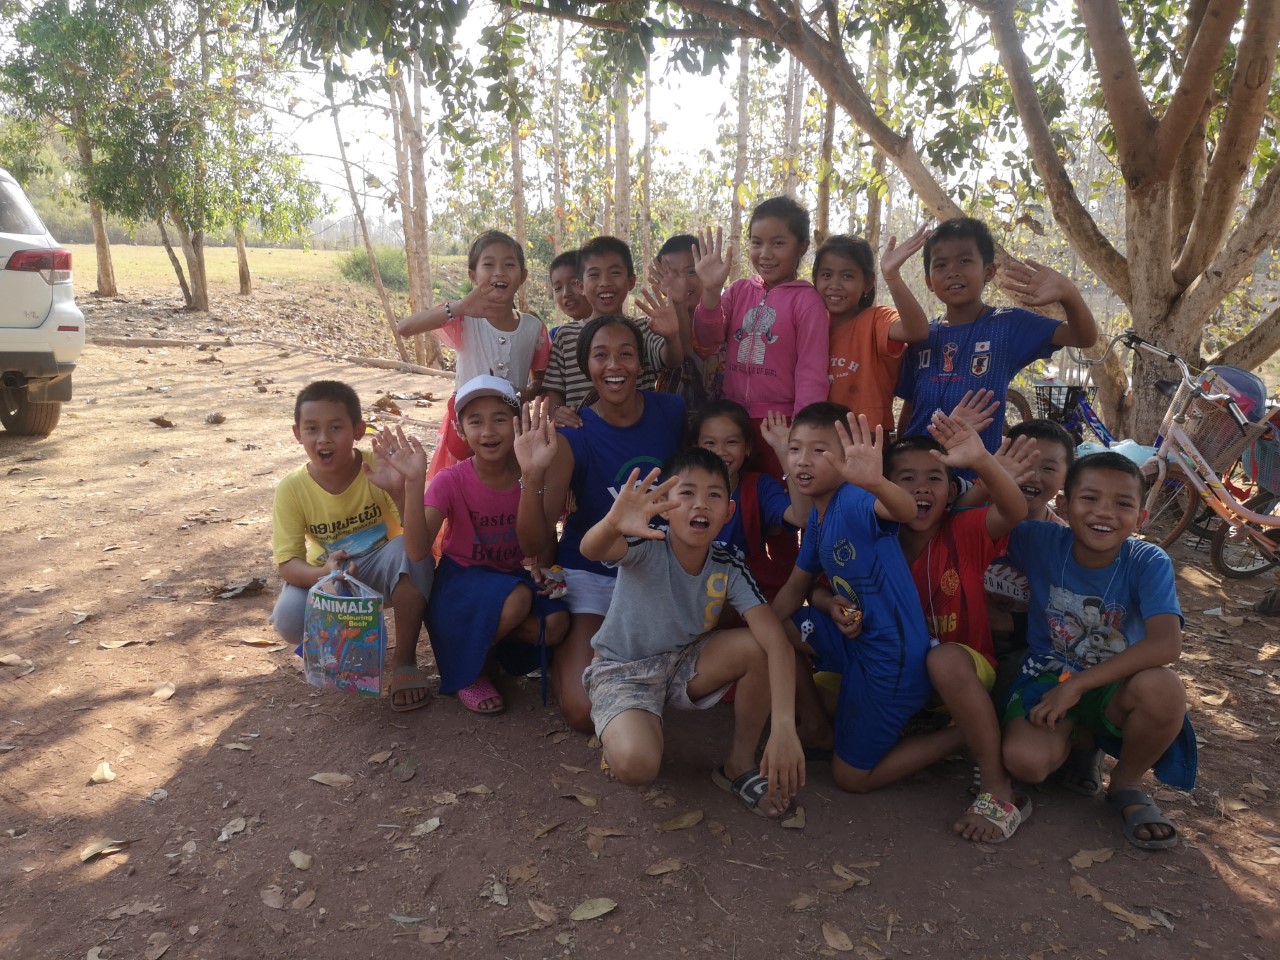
[830,413,916,523]
[927,410,1031,539]
[881,226,931,344]
[513,396,565,565]
[579,468,681,564]
[999,257,1098,349]
[635,281,685,369]
[761,412,812,526]
[369,426,445,562]
[692,226,733,350]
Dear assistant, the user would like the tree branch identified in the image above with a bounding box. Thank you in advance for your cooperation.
[1209,301,1280,370]
[1173,158,1280,325]
[1076,0,1157,186]
[1173,0,1280,285]
[514,2,738,39]
[1153,0,1241,176]
[983,0,1130,300]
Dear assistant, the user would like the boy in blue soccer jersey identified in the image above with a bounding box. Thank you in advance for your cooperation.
[896,218,1097,469]
[578,448,804,819]
[1000,452,1191,850]
[771,403,930,795]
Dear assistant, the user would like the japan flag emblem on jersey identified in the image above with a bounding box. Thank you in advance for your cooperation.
[970,353,991,376]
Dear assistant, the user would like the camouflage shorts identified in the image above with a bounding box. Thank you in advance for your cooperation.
[582,637,729,738]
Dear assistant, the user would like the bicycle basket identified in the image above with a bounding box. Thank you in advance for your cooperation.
[1244,434,1280,496]
[1157,374,1264,474]
[1032,381,1096,423]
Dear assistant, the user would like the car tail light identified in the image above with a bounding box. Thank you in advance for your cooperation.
[4,249,73,284]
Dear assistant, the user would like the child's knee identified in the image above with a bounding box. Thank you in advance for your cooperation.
[832,762,873,795]
[1002,729,1063,784]
[557,689,594,734]
[269,585,307,645]
[1126,667,1186,716]
[605,740,661,786]
[926,643,978,688]
[503,583,534,619]
[544,611,570,647]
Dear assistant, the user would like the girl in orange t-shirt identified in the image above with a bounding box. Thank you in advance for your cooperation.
[815,229,931,431]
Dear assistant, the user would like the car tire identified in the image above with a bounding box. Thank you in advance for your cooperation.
[1,387,62,436]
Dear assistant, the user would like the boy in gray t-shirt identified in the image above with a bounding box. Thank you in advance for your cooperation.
[579,449,804,819]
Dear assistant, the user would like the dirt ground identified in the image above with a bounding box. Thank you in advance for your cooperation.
[2,282,1278,960]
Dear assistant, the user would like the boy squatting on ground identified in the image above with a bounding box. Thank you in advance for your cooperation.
[1001,451,1193,850]
[771,404,932,795]
[269,380,434,711]
[578,448,805,819]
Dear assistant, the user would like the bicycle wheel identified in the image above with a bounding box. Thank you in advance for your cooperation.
[1004,388,1032,435]
[1209,491,1280,579]
[1138,465,1198,548]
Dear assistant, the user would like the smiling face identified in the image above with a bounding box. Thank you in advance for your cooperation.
[1064,466,1145,565]
[888,447,955,534]
[1017,437,1071,519]
[580,251,636,317]
[456,395,516,463]
[550,263,590,321]
[294,399,363,479]
[664,466,735,549]
[659,248,703,303]
[586,321,642,405]
[697,415,750,485]
[786,423,845,505]
[469,241,526,303]
[923,236,996,309]
[814,251,872,324]
[748,215,807,288]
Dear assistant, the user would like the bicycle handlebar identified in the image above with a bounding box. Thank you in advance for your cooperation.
[1120,329,1249,428]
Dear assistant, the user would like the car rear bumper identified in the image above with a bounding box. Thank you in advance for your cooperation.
[0,293,84,365]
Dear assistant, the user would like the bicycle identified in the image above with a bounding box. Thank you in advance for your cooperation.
[1208,423,1280,577]
[1117,331,1277,562]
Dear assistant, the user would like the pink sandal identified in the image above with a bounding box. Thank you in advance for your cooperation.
[456,676,505,715]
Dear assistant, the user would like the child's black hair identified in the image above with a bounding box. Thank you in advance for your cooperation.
[548,249,579,276]
[813,235,877,311]
[691,399,754,453]
[663,447,731,491]
[1063,451,1145,499]
[576,314,643,378]
[749,196,810,244]
[885,435,955,488]
[657,234,700,259]
[1008,419,1076,465]
[922,217,995,271]
[294,380,361,426]
[578,235,635,279]
[791,401,852,432]
[467,230,526,273]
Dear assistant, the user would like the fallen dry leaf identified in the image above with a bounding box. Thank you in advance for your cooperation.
[822,922,854,952]
[560,763,587,774]
[224,742,252,751]
[392,759,417,782]
[1102,901,1156,931]
[490,879,509,907]
[217,817,246,842]
[72,610,93,625]
[507,861,539,884]
[98,639,142,650]
[150,415,175,428]
[291,889,316,910]
[239,636,280,647]
[79,838,132,862]
[528,898,558,923]
[657,810,703,832]
[789,893,816,912]
[151,682,176,701]
[309,772,353,788]
[816,877,860,894]
[105,901,162,920]
[260,886,286,910]
[411,818,442,836]
[831,863,871,885]
[0,653,34,676]
[645,859,682,876]
[569,897,617,921]
[432,791,458,805]
[367,750,393,765]
[143,932,170,960]
[562,793,597,807]
[532,821,563,839]
[1201,691,1229,707]
[289,850,314,870]
[418,927,450,944]
[1068,847,1115,869]
[90,761,116,784]
[463,784,493,795]
[1070,875,1102,901]
[781,806,806,829]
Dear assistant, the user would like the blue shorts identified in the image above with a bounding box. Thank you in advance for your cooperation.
[795,608,930,771]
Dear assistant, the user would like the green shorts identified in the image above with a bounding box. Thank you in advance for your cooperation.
[1003,671,1123,739]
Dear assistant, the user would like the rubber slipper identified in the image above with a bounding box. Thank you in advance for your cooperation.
[711,766,790,819]
[457,675,505,715]
[1106,787,1178,850]
[387,665,433,713]
[961,791,1026,843]
[1054,746,1105,797]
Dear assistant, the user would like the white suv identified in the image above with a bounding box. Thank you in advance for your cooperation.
[0,167,85,436]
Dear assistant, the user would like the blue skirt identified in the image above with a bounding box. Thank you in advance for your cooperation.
[426,557,566,694]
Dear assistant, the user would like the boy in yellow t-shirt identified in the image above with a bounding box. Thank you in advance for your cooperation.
[270,380,434,711]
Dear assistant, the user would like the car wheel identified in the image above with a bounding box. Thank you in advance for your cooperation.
[1,386,62,436]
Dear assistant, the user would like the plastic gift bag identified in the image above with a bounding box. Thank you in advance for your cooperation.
[302,571,386,697]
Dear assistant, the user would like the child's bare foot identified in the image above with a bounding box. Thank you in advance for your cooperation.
[714,764,792,819]
[954,790,1029,843]
[456,676,505,714]
[388,665,432,712]
[1107,787,1178,849]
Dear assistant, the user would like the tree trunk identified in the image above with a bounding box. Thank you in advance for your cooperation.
[602,110,613,234]
[551,20,566,251]
[235,227,251,296]
[73,123,117,297]
[1211,302,1280,371]
[729,37,751,269]
[640,58,653,270]
[864,35,890,250]
[614,73,630,243]
[510,65,529,311]
[156,218,191,308]
[331,99,410,363]
[815,91,835,244]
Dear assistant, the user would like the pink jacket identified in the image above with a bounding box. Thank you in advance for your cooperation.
[694,276,830,417]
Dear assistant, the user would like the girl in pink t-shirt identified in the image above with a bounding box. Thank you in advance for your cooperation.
[397,231,551,481]
[388,376,567,715]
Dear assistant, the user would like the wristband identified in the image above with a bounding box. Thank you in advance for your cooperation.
[518,477,546,495]
[443,300,456,323]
